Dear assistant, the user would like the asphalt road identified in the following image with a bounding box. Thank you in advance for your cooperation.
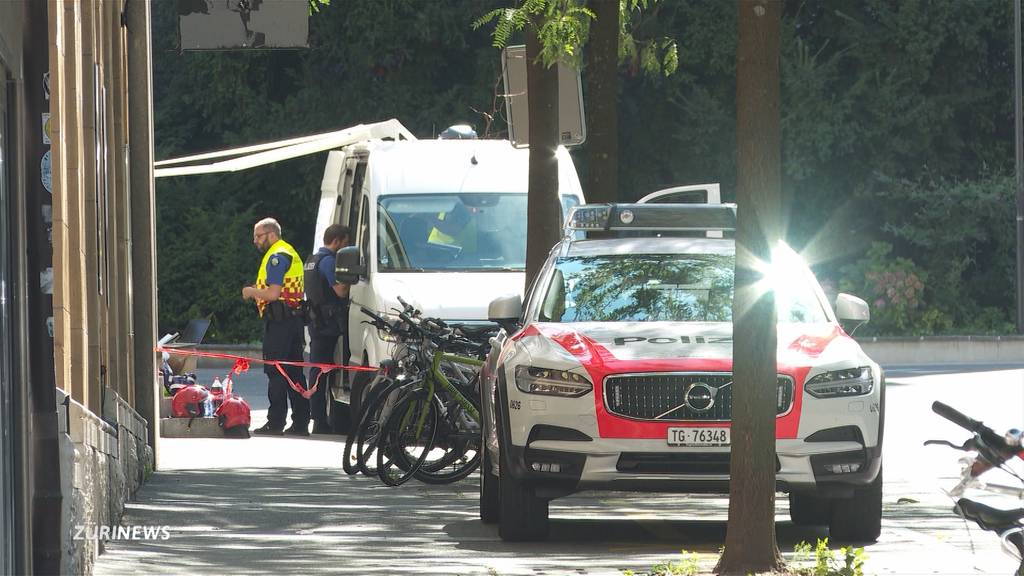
[94,362,1024,575]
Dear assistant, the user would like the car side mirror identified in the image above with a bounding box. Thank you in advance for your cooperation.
[835,293,870,335]
[488,294,522,333]
[335,246,365,284]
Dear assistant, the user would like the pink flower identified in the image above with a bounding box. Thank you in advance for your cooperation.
[874,298,886,308]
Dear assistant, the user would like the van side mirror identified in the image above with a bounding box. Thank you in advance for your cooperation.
[488,294,522,333]
[835,293,870,335]
[335,246,365,284]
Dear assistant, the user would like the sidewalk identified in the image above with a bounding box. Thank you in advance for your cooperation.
[93,365,1017,575]
[92,434,1014,576]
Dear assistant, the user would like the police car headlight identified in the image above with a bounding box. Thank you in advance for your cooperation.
[805,366,874,398]
[515,366,592,397]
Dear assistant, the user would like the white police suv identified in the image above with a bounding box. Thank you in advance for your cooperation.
[479,203,883,542]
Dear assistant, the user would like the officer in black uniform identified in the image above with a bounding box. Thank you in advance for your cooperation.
[304,224,351,434]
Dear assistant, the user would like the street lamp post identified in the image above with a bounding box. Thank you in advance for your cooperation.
[1016,0,1024,333]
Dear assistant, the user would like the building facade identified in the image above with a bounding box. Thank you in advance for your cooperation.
[0,1,160,573]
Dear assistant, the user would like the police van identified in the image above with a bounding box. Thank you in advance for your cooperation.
[154,119,587,432]
[312,123,586,429]
[479,202,884,542]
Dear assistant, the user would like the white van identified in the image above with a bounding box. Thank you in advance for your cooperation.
[312,133,585,425]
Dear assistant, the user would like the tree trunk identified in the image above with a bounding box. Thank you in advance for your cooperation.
[583,0,619,204]
[524,24,562,292]
[715,1,784,574]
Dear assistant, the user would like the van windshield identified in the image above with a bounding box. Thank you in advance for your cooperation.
[377,194,579,272]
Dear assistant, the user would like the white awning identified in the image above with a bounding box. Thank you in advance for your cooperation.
[154,119,416,178]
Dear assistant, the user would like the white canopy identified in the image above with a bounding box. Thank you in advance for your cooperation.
[153,119,416,178]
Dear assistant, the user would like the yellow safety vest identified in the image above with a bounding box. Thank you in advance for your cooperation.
[255,239,304,317]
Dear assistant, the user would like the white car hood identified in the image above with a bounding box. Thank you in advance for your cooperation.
[366,271,526,320]
[516,321,866,369]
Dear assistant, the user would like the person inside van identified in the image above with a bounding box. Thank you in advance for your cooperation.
[428,202,477,253]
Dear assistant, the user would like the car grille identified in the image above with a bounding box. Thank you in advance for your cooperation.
[604,373,794,421]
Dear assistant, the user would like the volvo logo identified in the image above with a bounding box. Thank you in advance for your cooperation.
[684,382,715,412]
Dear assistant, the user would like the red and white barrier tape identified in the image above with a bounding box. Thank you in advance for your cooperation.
[157,347,378,400]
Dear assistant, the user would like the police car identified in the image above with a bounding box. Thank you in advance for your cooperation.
[479,202,884,542]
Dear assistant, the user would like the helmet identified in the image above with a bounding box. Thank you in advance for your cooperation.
[171,384,209,418]
[216,395,252,437]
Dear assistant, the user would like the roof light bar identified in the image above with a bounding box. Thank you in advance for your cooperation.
[567,205,612,230]
[566,203,737,233]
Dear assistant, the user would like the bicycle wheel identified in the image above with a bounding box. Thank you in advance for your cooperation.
[412,402,481,484]
[342,377,393,475]
[377,387,438,486]
[355,381,407,477]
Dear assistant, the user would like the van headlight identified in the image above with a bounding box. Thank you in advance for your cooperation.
[805,366,874,398]
[514,366,592,397]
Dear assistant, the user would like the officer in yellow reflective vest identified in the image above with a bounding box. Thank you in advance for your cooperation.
[242,218,311,436]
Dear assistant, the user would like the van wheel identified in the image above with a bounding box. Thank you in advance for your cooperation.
[789,492,831,526]
[497,444,548,540]
[479,443,500,524]
[328,399,350,435]
[345,359,373,435]
[829,467,883,543]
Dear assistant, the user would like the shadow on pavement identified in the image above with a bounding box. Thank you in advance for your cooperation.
[100,464,964,575]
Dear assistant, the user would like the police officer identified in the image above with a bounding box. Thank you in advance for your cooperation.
[242,218,311,436]
[304,224,351,434]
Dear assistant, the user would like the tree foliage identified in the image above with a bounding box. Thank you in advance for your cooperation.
[152,0,1019,342]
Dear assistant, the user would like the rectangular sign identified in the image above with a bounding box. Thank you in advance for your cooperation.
[667,427,730,447]
[501,44,586,148]
[178,0,309,49]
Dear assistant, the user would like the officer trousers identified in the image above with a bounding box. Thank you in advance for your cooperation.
[262,314,310,429]
[309,329,340,427]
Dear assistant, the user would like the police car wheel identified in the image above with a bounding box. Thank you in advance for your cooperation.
[788,492,831,526]
[497,434,548,540]
[828,466,883,543]
[479,440,500,524]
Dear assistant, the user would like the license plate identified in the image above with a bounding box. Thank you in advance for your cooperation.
[667,427,730,447]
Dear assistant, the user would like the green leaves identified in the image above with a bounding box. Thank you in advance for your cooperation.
[474,0,595,68]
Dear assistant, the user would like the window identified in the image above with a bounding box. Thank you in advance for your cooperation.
[541,254,736,322]
[376,193,579,272]
[536,253,829,324]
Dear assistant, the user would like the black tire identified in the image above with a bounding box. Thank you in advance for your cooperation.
[496,394,548,540]
[329,398,351,435]
[377,388,438,487]
[479,442,500,524]
[829,467,883,543]
[355,382,404,477]
[789,492,831,526]
[412,399,481,485]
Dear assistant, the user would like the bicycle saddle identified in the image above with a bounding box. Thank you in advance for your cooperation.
[956,498,1024,532]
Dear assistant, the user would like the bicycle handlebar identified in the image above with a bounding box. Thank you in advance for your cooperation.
[932,401,982,433]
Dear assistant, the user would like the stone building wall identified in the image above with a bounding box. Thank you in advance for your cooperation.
[57,387,151,575]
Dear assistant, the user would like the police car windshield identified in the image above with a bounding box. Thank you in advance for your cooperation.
[539,254,828,323]
[377,194,579,272]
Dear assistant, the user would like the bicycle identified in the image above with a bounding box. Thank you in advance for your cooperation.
[927,400,1024,575]
[373,299,489,486]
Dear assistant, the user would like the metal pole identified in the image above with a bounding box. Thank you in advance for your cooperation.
[1016,0,1024,333]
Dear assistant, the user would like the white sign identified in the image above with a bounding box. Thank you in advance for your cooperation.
[42,113,51,145]
[41,150,52,194]
[501,45,586,148]
[179,0,309,49]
